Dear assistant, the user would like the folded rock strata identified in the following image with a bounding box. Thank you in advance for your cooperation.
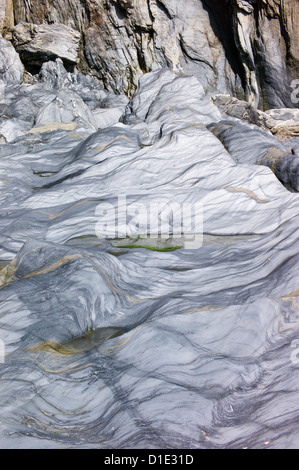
[0,15,298,450]
[12,22,81,74]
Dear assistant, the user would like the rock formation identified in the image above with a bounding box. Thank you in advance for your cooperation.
[0,0,294,108]
[0,0,299,451]
[0,62,298,448]
[12,23,81,73]
[0,34,24,83]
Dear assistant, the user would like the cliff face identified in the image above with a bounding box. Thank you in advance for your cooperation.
[5,0,299,109]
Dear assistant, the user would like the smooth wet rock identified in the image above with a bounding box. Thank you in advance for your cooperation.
[0,67,298,450]
[208,119,299,191]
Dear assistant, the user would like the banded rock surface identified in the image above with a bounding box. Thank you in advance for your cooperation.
[0,65,298,448]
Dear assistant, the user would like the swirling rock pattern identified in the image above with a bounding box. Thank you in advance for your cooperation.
[0,35,24,84]
[0,65,298,449]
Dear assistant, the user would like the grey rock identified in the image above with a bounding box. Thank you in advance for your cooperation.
[0,36,24,83]
[34,89,97,130]
[38,58,71,89]
[0,117,30,142]
[12,22,81,74]
[236,0,254,14]
[212,94,299,141]
[0,60,122,141]
[230,0,299,109]
[92,107,126,128]
[9,0,299,108]
[208,119,299,190]
[0,68,299,450]
[0,0,14,35]
[38,59,129,112]
[0,93,38,123]
[211,94,273,130]
[12,0,243,98]
[13,0,88,31]
[265,108,299,140]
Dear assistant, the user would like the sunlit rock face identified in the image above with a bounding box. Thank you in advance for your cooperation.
[0,61,299,449]
[12,23,81,74]
[7,0,299,109]
[0,35,23,83]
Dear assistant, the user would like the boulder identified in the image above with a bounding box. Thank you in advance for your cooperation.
[34,89,97,130]
[212,94,299,140]
[10,0,299,107]
[0,35,24,83]
[0,0,14,36]
[12,23,81,74]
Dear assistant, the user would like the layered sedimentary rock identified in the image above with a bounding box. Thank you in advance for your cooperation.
[0,64,298,448]
[5,0,297,108]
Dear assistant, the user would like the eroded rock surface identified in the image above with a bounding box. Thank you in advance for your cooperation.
[0,0,299,451]
[0,68,298,449]
[0,35,24,83]
[212,94,299,140]
[5,0,297,108]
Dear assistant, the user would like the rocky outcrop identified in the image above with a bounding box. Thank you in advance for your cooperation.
[12,23,81,73]
[0,57,128,142]
[78,0,243,99]
[0,35,24,83]
[0,66,299,449]
[212,94,299,139]
[209,118,299,190]
[9,0,298,108]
